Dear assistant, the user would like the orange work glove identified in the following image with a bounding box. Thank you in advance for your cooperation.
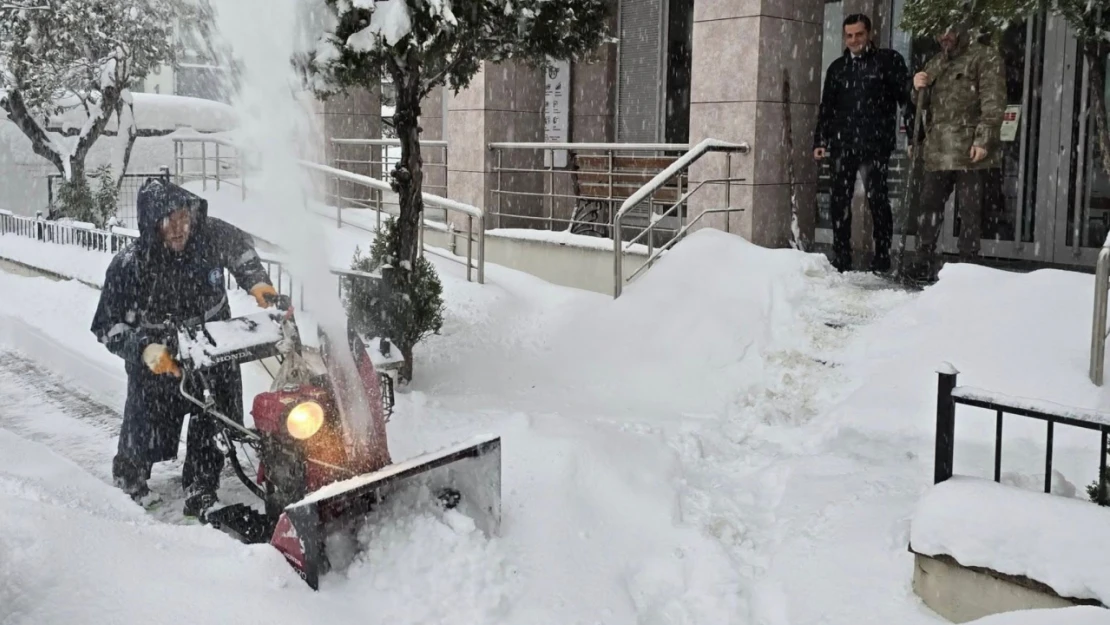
[142,344,181,377]
[250,283,278,308]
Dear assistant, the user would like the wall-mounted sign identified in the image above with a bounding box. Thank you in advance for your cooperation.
[1001,105,1021,142]
[544,59,570,168]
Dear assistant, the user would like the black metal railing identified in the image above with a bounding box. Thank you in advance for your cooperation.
[936,368,1110,504]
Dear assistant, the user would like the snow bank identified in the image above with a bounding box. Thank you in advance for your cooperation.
[538,228,832,415]
[831,263,1110,464]
[487,227,649,254]
[0,426,517,625]
[0,234,111,286]
[911,476,1110,605]
[968,607,1110,624]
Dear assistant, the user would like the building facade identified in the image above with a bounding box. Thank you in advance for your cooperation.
[407,0,1107,271]
[132,0,1110,271]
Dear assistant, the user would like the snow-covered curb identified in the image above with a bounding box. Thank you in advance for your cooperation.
[967,606,1110,624]
[910,476,1110,605]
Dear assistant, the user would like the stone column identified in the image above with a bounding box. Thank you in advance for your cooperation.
[687,0,823,248]
[446,61,545,230]
[315,86,381,208]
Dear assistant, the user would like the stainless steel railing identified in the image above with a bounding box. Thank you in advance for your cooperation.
[328,138,448,221]
[613,138,751,298]
[169,136,485,284]
[1090,232,1110,385]
[299,160,485,284]
[487,141,691,240]
[172,136,246,200]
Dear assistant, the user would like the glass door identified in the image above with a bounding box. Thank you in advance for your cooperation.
[937,16,1050,261]
[1051,28,1110,266]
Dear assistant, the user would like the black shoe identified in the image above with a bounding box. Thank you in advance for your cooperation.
[870,253,891,273]
[114,476,163,509]
[831,254,852,273]
[901,261,937,286]
[183,489,220,521]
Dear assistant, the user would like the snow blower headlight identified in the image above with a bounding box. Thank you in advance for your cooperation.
[286,401,325,440]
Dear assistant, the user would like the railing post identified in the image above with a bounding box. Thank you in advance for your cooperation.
[935,365,958,484]
[614,214,624,298]
[1091,245,1110,385]
[202,142,208,192]
[477,216,485,285]
[466,215,473,283]
[215,143,221,190]
[35,211,44,241]
[1100,430,1109,505]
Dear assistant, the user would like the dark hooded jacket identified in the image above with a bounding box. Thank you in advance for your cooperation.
[90,178,272,377]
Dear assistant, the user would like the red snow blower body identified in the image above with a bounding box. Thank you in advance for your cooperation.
[169,293,501,589]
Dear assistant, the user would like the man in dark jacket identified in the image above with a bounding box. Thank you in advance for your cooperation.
[814,13,912,273]
[90,177,276,518]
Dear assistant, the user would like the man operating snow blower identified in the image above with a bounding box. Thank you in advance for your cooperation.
[90,177,277,519]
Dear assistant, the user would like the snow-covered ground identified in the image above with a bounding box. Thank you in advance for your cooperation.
[4,193,1110,624]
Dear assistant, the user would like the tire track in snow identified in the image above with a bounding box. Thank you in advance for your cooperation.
[0,348,260,524]
[0,350,122,482]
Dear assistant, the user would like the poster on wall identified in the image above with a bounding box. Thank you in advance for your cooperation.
[544,59,570,168]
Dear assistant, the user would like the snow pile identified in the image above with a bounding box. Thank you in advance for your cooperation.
[911,476,1110,605]
[542,228,832,415]
[0,234,112,286]
[0,425,523,625]
[831,263,1110,455]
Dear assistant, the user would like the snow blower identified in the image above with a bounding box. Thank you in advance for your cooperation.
[168,293,502,589]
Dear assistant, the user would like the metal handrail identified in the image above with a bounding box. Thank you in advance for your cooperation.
[327,137,449,215]
[168,136,485,284]
[332,138,448,147]
[298,160,484,284]
[613,138,752,298]
[488,142,690,151]
[1090,232,1110,385]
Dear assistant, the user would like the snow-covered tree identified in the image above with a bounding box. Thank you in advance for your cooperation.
[299,0,611,379]
[901,0,1110,176]
[0,0,182,223]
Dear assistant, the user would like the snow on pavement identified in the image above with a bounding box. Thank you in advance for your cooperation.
[3,219,1110,624]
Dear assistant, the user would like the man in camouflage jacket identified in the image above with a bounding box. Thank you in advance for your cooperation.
[907,24,1006,283]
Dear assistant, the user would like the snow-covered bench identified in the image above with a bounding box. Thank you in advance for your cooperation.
[910,366,1110,622]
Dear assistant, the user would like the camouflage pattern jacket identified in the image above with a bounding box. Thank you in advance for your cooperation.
[917,35,1007,172]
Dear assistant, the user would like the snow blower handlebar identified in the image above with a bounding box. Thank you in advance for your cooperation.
[164,296,295,444]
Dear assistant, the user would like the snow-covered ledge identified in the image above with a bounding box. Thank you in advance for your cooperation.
[909,476,1109,623]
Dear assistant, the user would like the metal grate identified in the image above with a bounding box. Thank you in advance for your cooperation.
[47,170,170,230]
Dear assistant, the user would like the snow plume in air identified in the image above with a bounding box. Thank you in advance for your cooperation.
[201,0,386,462]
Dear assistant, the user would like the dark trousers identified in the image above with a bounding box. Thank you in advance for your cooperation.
[914,169,983,264]
[112,363,243,495]
[828,150,893,267]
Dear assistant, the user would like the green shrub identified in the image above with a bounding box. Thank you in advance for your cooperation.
[344,216,444,383]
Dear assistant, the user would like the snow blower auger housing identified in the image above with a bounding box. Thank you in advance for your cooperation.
[168,293,502,589]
